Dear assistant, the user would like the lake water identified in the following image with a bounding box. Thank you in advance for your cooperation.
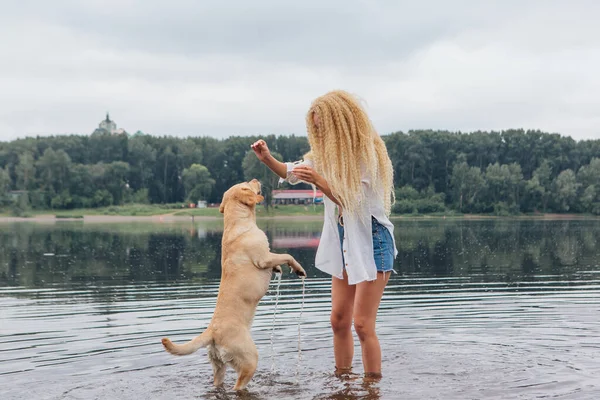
[1,218,600,399]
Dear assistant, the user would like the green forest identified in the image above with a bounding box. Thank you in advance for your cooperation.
[1,129,600,215]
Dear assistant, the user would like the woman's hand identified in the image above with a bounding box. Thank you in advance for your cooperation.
[251,140,271,162]
[294,166,343,209]
[292,165,322,186]
[250,140,287,179]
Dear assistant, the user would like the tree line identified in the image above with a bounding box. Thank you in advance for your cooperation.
[0,129,599,215]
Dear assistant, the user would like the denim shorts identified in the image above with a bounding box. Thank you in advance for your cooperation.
[338,216,395,273]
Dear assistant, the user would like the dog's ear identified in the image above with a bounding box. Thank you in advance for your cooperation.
[219,194,227,213]
[240,187,263,207]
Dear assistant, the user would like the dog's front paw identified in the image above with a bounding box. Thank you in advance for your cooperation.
[289,259,306,278]
[295,267,307,278]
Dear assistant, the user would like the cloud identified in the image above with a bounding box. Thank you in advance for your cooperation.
[0,0,599,141]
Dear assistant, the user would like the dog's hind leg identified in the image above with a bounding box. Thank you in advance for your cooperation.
[213,363,227,387]
[211,357,227,386]
[229,335,259,391]
[233,360,257,391]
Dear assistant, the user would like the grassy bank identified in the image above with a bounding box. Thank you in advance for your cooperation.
[2,203,598,221]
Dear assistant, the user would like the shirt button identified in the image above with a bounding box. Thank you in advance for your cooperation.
[343,250,347,253]
[345,263,348,266]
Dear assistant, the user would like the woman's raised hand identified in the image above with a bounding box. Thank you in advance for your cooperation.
[251,140,271,162]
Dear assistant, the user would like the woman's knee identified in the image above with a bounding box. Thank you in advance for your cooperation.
[330,310,352,334]
[353,316,376,342]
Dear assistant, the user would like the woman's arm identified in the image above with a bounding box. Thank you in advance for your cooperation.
[263,154,288,179]
[315,176,343,209]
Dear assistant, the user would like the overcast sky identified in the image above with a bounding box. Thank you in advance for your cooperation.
[1,0,599,141]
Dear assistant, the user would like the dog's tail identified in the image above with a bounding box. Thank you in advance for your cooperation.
[161,330,212,356]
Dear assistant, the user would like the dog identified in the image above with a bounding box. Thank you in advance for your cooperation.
[161,179,306,391]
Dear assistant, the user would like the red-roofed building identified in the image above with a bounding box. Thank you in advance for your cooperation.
[272,189,323,205]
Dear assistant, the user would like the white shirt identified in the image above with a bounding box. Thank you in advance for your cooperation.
[280,159,398,285]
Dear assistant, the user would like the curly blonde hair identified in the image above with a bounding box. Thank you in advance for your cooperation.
[304,90,395,215]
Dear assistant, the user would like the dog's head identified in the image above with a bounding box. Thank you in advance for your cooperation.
[219,179,264,214]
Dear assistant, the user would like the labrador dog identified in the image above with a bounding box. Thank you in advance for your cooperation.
[161,179,306,391]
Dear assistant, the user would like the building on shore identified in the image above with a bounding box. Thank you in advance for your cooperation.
[272,189,323,205]
[92,113,127,135]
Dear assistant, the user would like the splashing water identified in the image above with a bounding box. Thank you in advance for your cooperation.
[269,272,282,372]
[295,278,305,384]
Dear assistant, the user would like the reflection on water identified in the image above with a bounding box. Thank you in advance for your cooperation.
[1,219,600,399]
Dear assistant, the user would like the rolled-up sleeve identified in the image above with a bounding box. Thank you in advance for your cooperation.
[279,159,314,185]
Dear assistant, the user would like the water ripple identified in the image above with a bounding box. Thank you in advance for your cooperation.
[1,274,600,399]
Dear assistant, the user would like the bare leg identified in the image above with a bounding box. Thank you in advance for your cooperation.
[331,270,356,370]
[353,272,390,376]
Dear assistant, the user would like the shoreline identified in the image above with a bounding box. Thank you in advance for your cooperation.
[0,213,597,224]
[0,214,326,223]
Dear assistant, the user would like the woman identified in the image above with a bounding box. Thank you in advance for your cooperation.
[251,90,397,378]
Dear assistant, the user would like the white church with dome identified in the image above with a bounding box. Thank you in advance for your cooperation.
[92,113,127,135]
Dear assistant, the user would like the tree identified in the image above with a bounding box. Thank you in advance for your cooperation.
[554,169,579,212]
[68,164,95,208]
[580,185,598,214]
[242,150,283,210]
[15,151,36,190]
[127,136,157,191]
[483,162,522,212]
[524,176,543,212]
[36,148,71,194]
[450,162,485,212]
[179,139,204,167]
[1,127,600,213]
[532,160,553,211]
[577,158,600,214]
[506,163,524,207]
[93,189,113,207]
[182,164,215,203]
[403,133,433,190]
[51,190,73,209]
[104,161,130,205]
[0,167,11,205]
[154,145,179,204]
[393,185,446,214]
[577,158,600,187]
[11,189,30,216]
